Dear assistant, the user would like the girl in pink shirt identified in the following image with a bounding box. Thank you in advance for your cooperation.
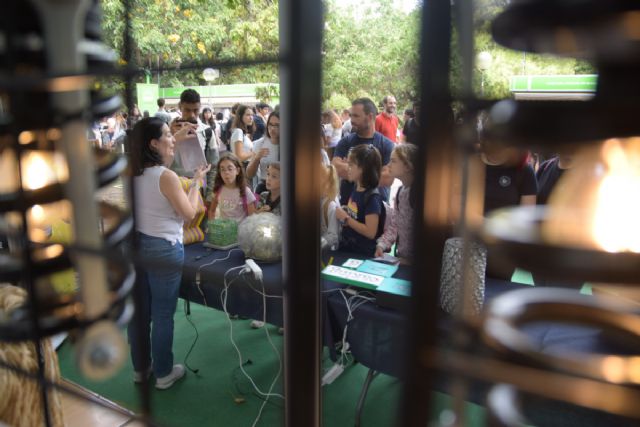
[208,153,256,222]
[375,143,417,263]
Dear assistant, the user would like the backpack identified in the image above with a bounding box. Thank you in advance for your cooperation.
[362,188,386,239]
[211,187,256,218]
[221,120,233,151]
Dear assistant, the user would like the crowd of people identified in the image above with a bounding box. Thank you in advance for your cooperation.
[126,87,569,390]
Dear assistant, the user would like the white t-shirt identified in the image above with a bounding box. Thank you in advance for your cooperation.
[134,166,183,244]
[230,128,253,158]
[216,186,256,222]
[321,196,340,250]
[252,136,280,180]
[323,123,342,148]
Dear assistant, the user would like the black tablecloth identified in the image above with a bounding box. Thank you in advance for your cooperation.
[181,243,284,326]
[182,245,628,380]
[322,260,627,379]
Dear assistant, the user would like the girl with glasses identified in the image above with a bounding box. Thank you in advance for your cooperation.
[246,111,280,194]
[208,152,256,222]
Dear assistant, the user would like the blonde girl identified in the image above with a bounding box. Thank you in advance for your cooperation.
[320,164,340,250]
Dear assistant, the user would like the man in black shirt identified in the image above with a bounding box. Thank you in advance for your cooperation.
[536,155,573,205]
[402,101,421,144]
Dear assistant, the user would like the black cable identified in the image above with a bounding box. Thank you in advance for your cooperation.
[182,300,200,376]
[230,362,284,409]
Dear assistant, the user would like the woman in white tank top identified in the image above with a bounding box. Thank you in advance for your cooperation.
[128,117,210,390]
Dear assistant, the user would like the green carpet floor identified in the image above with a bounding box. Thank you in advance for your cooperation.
[58,300,486,427]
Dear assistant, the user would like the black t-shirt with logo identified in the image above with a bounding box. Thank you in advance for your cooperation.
[536,157,564,205]
[403,118,420,144]
[484,163,537,215]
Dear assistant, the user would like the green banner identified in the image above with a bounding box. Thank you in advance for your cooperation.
[136,83,159,114]
[510,75,597,92]
[160,83,279,99]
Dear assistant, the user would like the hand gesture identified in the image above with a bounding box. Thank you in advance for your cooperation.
[192,163,211,182]
[374,246,384,258]
[257,204,272,213]
[258,148,270,159]
[174,124,198,143]
[335,206,349,223]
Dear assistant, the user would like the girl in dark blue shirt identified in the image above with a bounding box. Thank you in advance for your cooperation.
[335,144,383,256]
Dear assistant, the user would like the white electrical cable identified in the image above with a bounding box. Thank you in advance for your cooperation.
[336,290,376,367]
[251,274,283,427]
[195,248,242,306]
[221,264,285,401]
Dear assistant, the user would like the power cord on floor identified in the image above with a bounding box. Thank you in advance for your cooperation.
[250,272,283,427]
[182,300,201,376]
[221,265,284,401]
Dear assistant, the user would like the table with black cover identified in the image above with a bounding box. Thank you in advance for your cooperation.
[181,244,635,426]
[321,253,636,427]
[180,243,284,326]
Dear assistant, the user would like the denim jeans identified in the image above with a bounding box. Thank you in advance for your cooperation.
[128,233,184,378]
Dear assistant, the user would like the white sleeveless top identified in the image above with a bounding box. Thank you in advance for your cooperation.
[134,165,183,244]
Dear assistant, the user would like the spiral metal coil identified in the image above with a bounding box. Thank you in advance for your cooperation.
[0,0,133,367]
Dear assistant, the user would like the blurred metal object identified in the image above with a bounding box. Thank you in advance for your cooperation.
[0,0,134,407]
[482,205,640,284]
[484,287,640,384]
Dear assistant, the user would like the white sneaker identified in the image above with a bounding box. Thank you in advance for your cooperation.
[133,368,152,384]
[155,364,186,390]
[250,320,265,329]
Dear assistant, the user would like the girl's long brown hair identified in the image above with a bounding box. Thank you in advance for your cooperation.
[231,104,255,135]
[213,152,248,198]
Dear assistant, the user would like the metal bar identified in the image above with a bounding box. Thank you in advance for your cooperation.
[122,0,152,419]
[428,349,640,420]
[401,0,454,425]
[355,369,379,427]
[279,0,324,426]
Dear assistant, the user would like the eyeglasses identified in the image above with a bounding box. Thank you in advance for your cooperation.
[219,166,237,173]
[268,124,280,129]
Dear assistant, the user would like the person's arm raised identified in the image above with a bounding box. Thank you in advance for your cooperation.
[160,164,210,221]
[332,156,349,179]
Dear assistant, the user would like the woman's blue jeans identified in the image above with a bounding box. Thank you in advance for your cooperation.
[127,233,184,378]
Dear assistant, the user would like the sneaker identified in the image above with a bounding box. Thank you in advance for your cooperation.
[133,368,152,384]
[155,364,186,390]
[250,320,265,329]
[278,327,284,335]
[229,314,240,320]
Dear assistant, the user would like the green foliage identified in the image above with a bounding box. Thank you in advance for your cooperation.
[100,0,279,88]
[323,93,351,112]
[322,0,420,111]
[447,0,598,99]
[255,83,279,103]
[98,0,598,107]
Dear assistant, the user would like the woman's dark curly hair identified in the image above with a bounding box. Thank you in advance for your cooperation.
[129,117,166,176]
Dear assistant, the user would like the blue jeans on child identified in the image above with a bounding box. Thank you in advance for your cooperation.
[128,232,184,378]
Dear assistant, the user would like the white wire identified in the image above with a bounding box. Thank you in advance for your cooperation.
[220,264,285,401]
[336,289,376,367]
[195,248,242,306]
[251,274,283,427]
